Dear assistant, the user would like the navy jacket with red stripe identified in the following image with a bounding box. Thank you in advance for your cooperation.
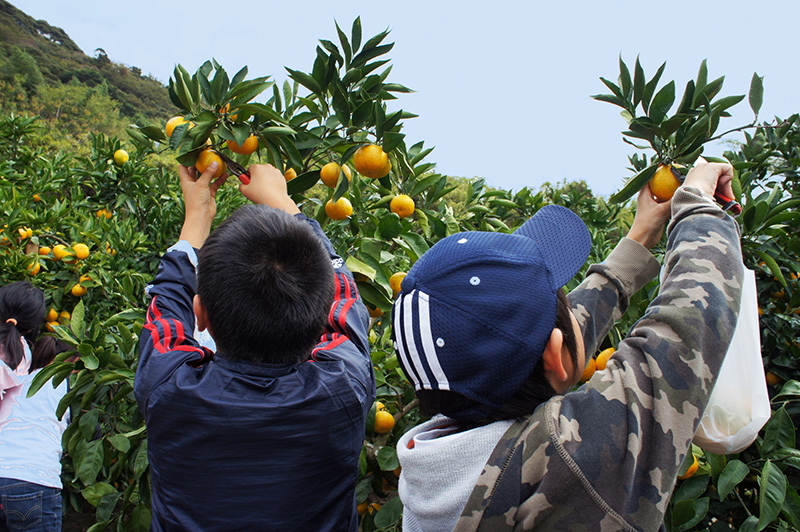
[134,215,374,531]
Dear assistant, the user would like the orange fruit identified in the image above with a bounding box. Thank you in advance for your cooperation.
[39,246,51,256]
[79,273,92,283]
[374,410,395,434]
[59,311,70,321]
[766,372,781,386]
[649,165,681,202]
[45,321,58,332]
[367,503,382,515]
[580,357,597,382]
[46,309,59,322]
[325,198,353,220]
[113,149,129,166]
[353,144,391,178]
[284,168,297,182]
[73,243,90,260]
[71,284,87,297]
[375,401,386,411]
[357,502,369,516]
[596,347,615,371]
[18,227,32,239]
[165,116,189,138]
[195,149,226,179]
[220,103,238,121]
[678,454,699,480]
[320,162,352,188]
[27,261,40,276]
[368,306,383,318]
[390,194,415,219]
[389,272,407,297]
[226,135,259,155]
[52,244,71,262]
[33,194,41,203]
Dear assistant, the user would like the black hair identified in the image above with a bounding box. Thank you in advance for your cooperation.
[417,288,579,426]
[197,205,335,364]
[0,281,46,370]
[31,336,71,371]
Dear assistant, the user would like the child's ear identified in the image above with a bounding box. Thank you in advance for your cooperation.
[542,328,569,391]
[193,294,211,333]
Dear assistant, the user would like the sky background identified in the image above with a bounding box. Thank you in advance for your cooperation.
[9,0,800,197]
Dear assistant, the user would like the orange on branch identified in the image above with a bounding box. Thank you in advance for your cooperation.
[320,162,351,188]
[195,149,226,179]
[390,194,415,219]
[353,144,390,178]
[72,243,90,260]
[678,454,699,480]
[71,284,87,297]
[596,347,615,371]
[649,165,682,202]
[325,198,353,220]
[374,410,395,434]
[284,168,297,182]
[226,135,259,155]
[390,272,407,297]
[580,357,597,382]
[165,116,189,138]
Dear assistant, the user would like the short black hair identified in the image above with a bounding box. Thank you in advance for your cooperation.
[197,205,335,365]
[0,281,46,370]
[31,336,71,371]
[417,288,578,426]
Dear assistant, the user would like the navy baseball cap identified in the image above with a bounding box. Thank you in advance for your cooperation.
[391,205,591,413]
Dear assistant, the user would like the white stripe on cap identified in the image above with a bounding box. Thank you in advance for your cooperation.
[417,291,449,391]
[402,290,431,389]
[393,292,420,389]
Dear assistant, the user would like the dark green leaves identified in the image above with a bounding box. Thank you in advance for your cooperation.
[749,73,764,116]
[649,81,675,124]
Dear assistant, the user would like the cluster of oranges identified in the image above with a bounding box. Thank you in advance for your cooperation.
[579,346,615,383]
[45,308,71,332]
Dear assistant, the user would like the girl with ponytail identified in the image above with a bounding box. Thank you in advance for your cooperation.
[0,281,46,399]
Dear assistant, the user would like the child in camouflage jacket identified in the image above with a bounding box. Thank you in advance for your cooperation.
[392,162,741,531]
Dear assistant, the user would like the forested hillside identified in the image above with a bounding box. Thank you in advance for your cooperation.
[0,0,172,153]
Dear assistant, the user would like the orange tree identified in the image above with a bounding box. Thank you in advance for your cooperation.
[594,57,800,531]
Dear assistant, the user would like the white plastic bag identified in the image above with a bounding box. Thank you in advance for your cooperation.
[692,268,771,454]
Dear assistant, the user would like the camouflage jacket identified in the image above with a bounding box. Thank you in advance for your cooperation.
[454,187,743,532]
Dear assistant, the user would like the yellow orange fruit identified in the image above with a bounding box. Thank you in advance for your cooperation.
[18,227,32,239]
[79,273,92,283]
[45,321,58,332]
[678,454,699,480]
[33,194,41,203]
[52,245,71,262]
[284,168,297,182]
[353,144,391,178]
[596,347,615,371]
[649,165,681,202]
[39,246,51,256]
[357,503,369,516]
[766,372,781,386]
[27,262,40,276]
[375,401,386,411]
[113,149,129,166]
[195,149,226,179]
[47,309,58,322]
[390,194,415,219]
[580,357,597,383]
[165,116,189,138]
[71,284,87,297]
[389,272,407,297]
[368,306,383,318]
[374,410,395,434]
[226,135,259,155]
[59,311,70,321]
[325,198,353,220]
[73,243,90,260]
[320,162,352,188]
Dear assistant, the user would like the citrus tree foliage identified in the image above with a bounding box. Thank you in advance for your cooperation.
[0,22,798,532]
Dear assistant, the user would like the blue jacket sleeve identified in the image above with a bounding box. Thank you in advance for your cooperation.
[300,215,373,396]
[134,243,213,416]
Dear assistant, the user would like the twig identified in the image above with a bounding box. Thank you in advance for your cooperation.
[707,119,789,143]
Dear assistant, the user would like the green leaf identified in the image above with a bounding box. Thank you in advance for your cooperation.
[398,232,429,262]
[107,434,131,453]
[774,380,800,401]
[717,460,749,499]
[286,170,320,195]
[759,460,787,529]
[82,482,116,507]
[335,21,352,67]
[739,516,759,532]
[642,61,666,113]
[79,408,99,440]
[633,57,645,106]
[752,250,786,287]
[377,445,400,471]
[351,17,363,52]
[648,81,675,124]
[96,491,122,523]
[286,68,322,96]
[379,215,403,239]
[133,442,149,479]
[373,497,403,528]
[346,256,377,280]
[749,73,764,116]
[762,406,795,456]
[71,299,86,338]
[76,440,104,485]
[355,477,371,504]
[609,163,659,204]
[81,352,99,371]
[618,55,632,99]
[671,497,709,532]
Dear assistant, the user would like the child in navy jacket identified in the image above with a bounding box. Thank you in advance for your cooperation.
[135,162,374,531]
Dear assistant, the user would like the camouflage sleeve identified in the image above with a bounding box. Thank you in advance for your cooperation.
[455,187,744,531]
[568,237,661,358]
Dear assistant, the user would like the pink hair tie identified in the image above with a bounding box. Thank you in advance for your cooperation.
[5,318,17,326]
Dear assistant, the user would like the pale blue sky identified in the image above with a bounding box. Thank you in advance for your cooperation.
[10,0,800,197]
